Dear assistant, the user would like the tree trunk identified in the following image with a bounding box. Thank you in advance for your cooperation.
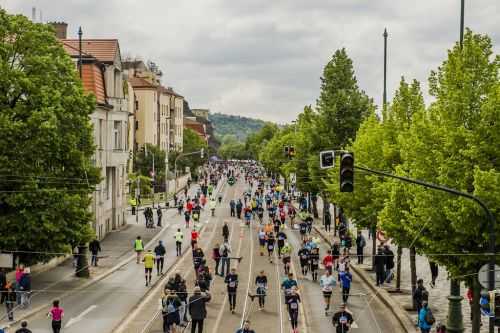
[322,195,329,227]
[410,246,417,310]
[312,194,319,218]
[371,223,377,271]
[471,277,481,333]
[333,204,337,236]
[396,246,402,292]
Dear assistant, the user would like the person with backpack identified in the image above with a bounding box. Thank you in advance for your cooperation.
[355,231,366,264]
[161,289,182,333]
[189,287,211,333]
[418,301,435,333]
[219,241,231,277]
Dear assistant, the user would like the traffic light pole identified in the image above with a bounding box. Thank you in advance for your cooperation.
[354,165,496,333]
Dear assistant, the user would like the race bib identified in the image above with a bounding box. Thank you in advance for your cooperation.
[269,245,274,249]
[229,281,236,288]
[313,259,319,265]
[290,302,298,310]
[340,316,348,324]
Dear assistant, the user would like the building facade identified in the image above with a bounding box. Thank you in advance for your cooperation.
[60,33,130,239]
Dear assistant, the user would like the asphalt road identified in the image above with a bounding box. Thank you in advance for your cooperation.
[9,184,208,333]
[144,178,403,333]
[14,177,402,333]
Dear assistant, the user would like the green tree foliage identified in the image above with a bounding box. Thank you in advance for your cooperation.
[209,113,268,142]
[169,128,208,176]
[244,123,279,159]
[128,173,153,197]
[218,135,248,160]
[0,10,100,263]
[134,143,166,192]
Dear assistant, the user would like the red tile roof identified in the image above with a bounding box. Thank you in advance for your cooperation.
[128,76,158,89]
[61,39,119,63]
[184,118,207,141]
[81,63,106,104]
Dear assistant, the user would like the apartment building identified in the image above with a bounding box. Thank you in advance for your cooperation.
[57,25,130,239]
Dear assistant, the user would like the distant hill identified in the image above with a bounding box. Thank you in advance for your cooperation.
[209,113,268,142]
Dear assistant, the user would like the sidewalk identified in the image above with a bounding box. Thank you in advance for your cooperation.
[0,184,198,328]
[312,197,484,333]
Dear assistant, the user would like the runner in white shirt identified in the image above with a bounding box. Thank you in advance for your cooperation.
[320,269,337,315]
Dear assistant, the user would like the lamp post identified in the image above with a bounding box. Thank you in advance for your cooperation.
[460,0,465,49]
[78,27,83,79]
[383,28,388,112]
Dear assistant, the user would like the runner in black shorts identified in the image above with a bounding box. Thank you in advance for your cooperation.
[309,247,320,281]
[266,232,275,263]
[298,243,310,275]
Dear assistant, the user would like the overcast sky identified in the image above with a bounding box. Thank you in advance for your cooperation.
[2,0,499,122]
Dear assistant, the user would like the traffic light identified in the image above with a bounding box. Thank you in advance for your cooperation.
[339,152,354,192]
[320,151,335,169]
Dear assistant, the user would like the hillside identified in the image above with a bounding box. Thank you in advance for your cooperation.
[209,113,268,142]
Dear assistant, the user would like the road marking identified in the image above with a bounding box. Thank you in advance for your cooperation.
[115,182,228,333]
[65,305,97,328]
[274,238,285,333]
[239,220,255,328]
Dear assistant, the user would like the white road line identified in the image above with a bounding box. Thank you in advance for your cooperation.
[64,304,98,328]
[239,220,255,327]
[274,241,285,333]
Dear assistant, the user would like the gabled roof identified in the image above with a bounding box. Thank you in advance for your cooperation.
[61,39,120,64]
[128,76,157,89]
[159,85,183,98]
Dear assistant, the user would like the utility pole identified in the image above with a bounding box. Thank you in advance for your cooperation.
[78,27,83,79]
[383,28,388,113]
[460,0,465,49]
[152,151,155,208]
[135,177,140,224]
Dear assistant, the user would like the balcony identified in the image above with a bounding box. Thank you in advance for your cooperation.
[108,97,128,113]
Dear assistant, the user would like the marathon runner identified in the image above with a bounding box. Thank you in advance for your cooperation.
[255,270,268,310]
[225,268,239,314]
[287,288,301,333]
[320,269,337,314]
[142,249,155,286]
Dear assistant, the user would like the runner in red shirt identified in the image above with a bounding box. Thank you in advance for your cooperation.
[191,229,199,249]
[323,253,334,274]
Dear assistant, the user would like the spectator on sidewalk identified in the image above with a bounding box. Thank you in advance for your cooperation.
[384,245,395,283]
[5,282,16,321]
[413,279,429,325]
[15,321,32,333]
[89,238,101,267]
[418,301,434,333]
[189,286,211,333]
[324,210,332,232]
[157,207,163,227]
[19,268,31,308]
[374,247,386,286]
[0,268,6,305]
[355,231,366,264]
[429,261,438,288]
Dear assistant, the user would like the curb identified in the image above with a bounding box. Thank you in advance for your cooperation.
[1,185,198,328]
[313,225,417,333]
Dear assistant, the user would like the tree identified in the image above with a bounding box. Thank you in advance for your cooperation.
[310,48,374,217]
[0,10,100,264]
[134,143,166,193]
[169,128,208,177]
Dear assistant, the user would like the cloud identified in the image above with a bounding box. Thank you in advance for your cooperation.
[2,0,499,122]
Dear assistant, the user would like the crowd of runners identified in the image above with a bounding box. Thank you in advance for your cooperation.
[134,161,358,333]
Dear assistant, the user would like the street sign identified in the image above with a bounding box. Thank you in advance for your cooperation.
[478,264,500,289]
[320,150,335,169]
[0,253,13,268]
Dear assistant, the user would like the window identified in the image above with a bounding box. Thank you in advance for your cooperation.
[113,121,122,150]
[98,119,103,149]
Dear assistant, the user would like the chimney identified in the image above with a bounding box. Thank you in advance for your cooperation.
[49,22,68,39]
